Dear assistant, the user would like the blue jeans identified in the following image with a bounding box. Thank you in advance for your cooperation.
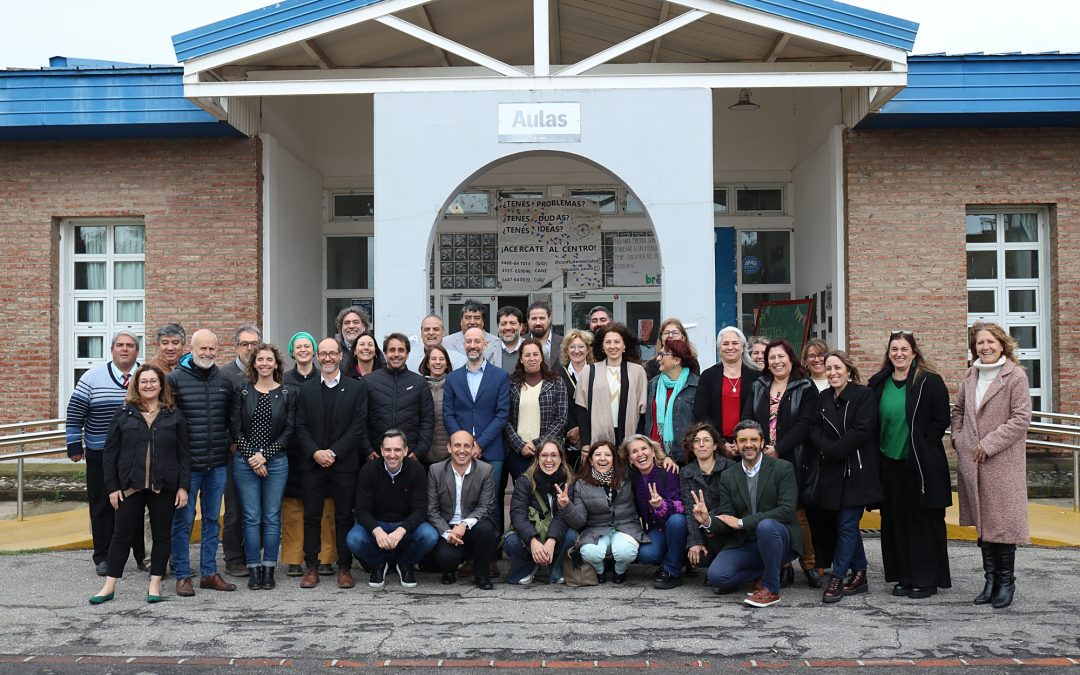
[636,514,689,577]
[171,465,227,579]
[346,520,439,568]
[833,506,868,577]
[503,530,573,584]
[580,528,639,575]
[707,518,794,594]
[232,454,288,567]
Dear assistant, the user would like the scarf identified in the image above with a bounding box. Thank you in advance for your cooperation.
[533,468,561,500]
[654,367,689,451]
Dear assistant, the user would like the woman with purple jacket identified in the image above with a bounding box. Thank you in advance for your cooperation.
[621,434,687,589]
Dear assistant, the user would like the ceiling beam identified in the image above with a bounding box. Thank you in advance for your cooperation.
[413,6,451,67]
[764,33,789,63]
[534,0,550,76]
[375,15,528,77]
[549,0,562,68]
[649,2,672,64]
[300,39,336,70]
[556,9,707,76]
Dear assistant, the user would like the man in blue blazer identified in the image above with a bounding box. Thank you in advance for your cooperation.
[443,327,511,540]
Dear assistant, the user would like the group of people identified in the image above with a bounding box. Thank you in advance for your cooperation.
[68,300,1031,610]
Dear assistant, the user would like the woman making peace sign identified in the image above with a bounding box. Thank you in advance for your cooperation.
[622,434,687,589]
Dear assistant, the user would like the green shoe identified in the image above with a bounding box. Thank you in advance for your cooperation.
[89,592,114,605]
[146,594,165,604]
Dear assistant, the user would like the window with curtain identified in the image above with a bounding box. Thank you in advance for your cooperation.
[63,219,145,405]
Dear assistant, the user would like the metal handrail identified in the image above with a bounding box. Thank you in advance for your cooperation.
[0,429,66,449]
[0,418,64,433]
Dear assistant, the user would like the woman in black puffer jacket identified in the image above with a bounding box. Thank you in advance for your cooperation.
[91,364,190,605]
[807,351,882,604]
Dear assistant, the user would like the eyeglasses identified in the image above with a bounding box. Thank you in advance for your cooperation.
[890,330,913,337]
[691,437,714,445]
[657,351,670,358]
[661,330,682,338]
[806,353,825,360]
[317,351,340,358]
[238,341,260,349]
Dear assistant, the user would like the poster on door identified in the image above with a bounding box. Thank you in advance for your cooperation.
[497,198,602,291]
[612,234,660,286]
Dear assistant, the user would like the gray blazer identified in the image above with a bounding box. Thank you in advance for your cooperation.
[561,478,648,547]
[427,457,495,534]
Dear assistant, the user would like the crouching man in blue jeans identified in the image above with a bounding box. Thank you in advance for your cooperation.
[347,429,438,588]
[693,419,803,608]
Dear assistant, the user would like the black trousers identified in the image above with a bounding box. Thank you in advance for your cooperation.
[880,456,952,589]
[85,454,115,564]
[806,506,837,571]
[431,519,497,578]
[106,489,177,578]
[302,468,356,569]
[222,453,244,565]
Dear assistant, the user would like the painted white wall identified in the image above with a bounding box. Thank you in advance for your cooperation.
[373,88,717,366]
[791,125,844,348]
[261,133,324,350]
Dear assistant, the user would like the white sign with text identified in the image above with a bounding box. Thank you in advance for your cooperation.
[498,102,581,142]
[612,234,661,286]
[497,198,601,290]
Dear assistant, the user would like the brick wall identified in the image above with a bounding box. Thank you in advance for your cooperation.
[845,127,1080,412]
[0,137,261,423]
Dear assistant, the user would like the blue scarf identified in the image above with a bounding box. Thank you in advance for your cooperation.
[654,367,689,451]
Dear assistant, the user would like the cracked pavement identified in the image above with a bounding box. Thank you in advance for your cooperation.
[0,540,1077,662]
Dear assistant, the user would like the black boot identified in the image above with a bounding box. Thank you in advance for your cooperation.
[261,566,276,590]
[247,566,263,590]
[973,541,997,605]
[992,544,1016,609]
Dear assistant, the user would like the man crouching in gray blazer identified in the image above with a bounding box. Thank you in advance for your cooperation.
[427,430,497,590]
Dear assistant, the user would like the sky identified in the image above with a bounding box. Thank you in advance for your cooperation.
[2,0,1080,69]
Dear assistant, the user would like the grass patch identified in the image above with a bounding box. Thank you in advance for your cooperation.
[0,548,50,556]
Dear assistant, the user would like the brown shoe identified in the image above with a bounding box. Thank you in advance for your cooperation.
[744,587,781,608]
[175,577,195,597]
[199,573,237,592]
[300,568,319,588]
[337,568,355,589]
[843,570,869,596]
[746,578,763,596]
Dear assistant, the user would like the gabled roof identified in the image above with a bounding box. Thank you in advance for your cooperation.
[173,0,916,63]
[0,62,244,140]
[859,53,1080,128]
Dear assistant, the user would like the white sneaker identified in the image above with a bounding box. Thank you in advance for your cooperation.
[517,571,534,585]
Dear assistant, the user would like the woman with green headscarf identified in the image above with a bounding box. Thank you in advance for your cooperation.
[645,338,699,465]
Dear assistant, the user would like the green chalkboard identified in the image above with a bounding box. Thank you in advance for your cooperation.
[753,299,814,355]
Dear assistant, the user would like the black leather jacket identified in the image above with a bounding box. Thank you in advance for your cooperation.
[103,404,191,494]
[229,382,297,462]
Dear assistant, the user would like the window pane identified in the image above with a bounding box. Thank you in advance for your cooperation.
[735,188,782,212]
[741,292,791,336]
[966,251,997,279]
[75,262,106,290]
[1031,396,1041,412]
[445,191,490,215]
[114,225,145,254]
[570,189,617,214]
[967,290,994,314]
[114,262,145,289]
[625,192,644,214]
[74,226,106,254]
[740,231,790,284]
[1008,289,1037,313]
[327,237,372,289]
[334,194,374,218]
[498,190,545,200]
[77,335,104,359]
[74,369,89,386]
[1005,250,1038,279]
[1009,325,1037,350]
[1020,359,1041,388]
[713,189,728,214]
[116,299,144,323]
[965,214,996,243]
[76,300,104,323]
[1004,213,1038,243]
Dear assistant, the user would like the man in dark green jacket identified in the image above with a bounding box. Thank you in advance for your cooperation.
[691,419,802,607]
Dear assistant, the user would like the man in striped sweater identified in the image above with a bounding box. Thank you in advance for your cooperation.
[66,331,141,576]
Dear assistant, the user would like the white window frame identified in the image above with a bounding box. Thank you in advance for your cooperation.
[966,206,1052,411]
[59,218,146,412]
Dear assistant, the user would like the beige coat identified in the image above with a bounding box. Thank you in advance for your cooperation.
[951,360,1032,544]
[574,361,648,445]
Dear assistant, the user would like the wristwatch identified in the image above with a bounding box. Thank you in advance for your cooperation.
[328,450,336,458]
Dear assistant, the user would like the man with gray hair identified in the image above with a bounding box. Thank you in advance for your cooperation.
[587,306,612,332]
[406,314,467,372]
[219,323,262,577]
[65,331,141,576]
[146,323,186,374]
[168,329,237,596]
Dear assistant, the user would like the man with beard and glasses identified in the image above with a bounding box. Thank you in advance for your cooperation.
[526,301,563,369]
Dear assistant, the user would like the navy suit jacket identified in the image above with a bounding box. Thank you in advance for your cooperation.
[443,362,511,462]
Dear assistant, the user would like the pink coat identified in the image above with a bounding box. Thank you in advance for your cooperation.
[950,360,1031,544]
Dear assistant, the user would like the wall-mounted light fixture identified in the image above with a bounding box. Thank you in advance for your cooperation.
[728,89,760,111]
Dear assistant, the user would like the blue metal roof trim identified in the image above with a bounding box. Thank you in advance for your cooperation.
[173,0,384,62]
[861,54,1080,127]
[172,0,915,63]
[0,67,243,139]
